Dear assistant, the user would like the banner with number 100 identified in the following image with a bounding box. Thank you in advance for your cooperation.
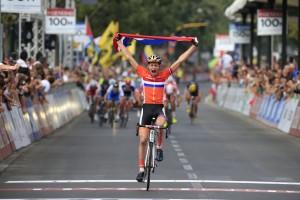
[257,9,282,36]
[45,8,76,35]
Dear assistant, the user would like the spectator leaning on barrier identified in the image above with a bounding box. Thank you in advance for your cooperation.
[209,53,300,102]
[0,56,89,116]
[16,50,30,77]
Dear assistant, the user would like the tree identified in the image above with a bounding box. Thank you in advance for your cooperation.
[75,0,233,51]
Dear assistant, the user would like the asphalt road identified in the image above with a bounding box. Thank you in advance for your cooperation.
[1,84,300,200]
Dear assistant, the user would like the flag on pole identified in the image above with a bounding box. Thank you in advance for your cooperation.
[99,21,119,68]
[84,16,97,59]
[85,16,93,37]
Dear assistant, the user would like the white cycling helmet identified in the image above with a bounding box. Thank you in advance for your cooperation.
[109,79,116,85]
[147,55,162,64]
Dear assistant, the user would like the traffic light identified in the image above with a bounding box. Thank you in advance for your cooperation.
[45,35,57,50]
[21,22,34,44]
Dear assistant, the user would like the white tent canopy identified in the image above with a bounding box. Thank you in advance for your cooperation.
[225,0,267,19]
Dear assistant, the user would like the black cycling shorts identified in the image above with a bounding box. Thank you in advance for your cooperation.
[139,104,165,125]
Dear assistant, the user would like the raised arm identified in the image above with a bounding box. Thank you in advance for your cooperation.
[170,37,198,72]
[115,36,139,70]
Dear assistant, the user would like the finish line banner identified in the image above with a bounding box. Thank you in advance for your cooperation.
[257,9,282,36]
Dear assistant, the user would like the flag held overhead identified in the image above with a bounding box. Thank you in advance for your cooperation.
[113,33,196,51]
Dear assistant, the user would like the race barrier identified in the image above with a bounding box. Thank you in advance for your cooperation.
[215,83,300,137]
[0,84,88,161]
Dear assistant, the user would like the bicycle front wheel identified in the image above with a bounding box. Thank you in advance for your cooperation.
[146,142,153,191]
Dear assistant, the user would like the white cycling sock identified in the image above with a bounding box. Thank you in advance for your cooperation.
[139,167,144,172]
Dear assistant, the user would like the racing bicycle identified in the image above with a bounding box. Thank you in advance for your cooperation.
[136,118,166,191]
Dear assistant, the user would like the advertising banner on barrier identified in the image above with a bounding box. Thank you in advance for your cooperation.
[0,114,14,160]
[0,0,42,14]
[278,97,299,133]
[250,96,263,118]
[27,107,41,141]
[46,8,76,35]
[257,9,282,36]
[17,108,33,142]
[2,108,22,150]
[10,107,31,147]
[0,87,86,160]
[290,100,300,136]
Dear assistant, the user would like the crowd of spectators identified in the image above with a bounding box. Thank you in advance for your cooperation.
[0,51,86,114]
[210,52,300,101]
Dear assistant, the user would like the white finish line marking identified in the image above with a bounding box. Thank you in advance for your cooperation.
[0,187,300,194]
[0,199,225,200]
[5,179,300,185]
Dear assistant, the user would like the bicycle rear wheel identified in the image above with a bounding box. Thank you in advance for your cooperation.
[189,103,195,124]
[108,109,114,128]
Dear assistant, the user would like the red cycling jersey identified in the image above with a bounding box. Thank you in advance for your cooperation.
[136,65,172,104]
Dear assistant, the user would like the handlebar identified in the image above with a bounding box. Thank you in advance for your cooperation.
[136,123,167,136]
[137,124,167,129]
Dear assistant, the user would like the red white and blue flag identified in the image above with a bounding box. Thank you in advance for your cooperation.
[113,33,195,51]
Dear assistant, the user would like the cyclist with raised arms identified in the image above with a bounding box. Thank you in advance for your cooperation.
[115,34,198,182]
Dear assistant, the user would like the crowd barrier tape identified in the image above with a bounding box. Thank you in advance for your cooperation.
[215,84,300,137]
[0,84,87,161]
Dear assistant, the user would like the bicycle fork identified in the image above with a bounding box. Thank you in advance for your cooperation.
[145,130,157,172]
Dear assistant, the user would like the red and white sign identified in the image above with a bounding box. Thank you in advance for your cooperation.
[257,9,282,36]
[45,8,76,35]
[214,34,234,56]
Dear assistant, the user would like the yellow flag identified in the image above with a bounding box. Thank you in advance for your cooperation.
[87,45,94,58]
[144,45,154,57]
[92,51,99,65]
[98,21,114,48]
[99,21,119,68]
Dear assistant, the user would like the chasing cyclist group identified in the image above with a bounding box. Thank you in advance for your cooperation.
[85,35,200,182]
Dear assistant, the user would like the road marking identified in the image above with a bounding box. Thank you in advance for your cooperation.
[177,152,185,157]
[0,187,300,194]
[183,165,193,171]
[179,158,189,164]
[1,198,224,200]
[174,148,183,152]
[187,173,198,179]
[5,179,300,185]
[32,188,42,191]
